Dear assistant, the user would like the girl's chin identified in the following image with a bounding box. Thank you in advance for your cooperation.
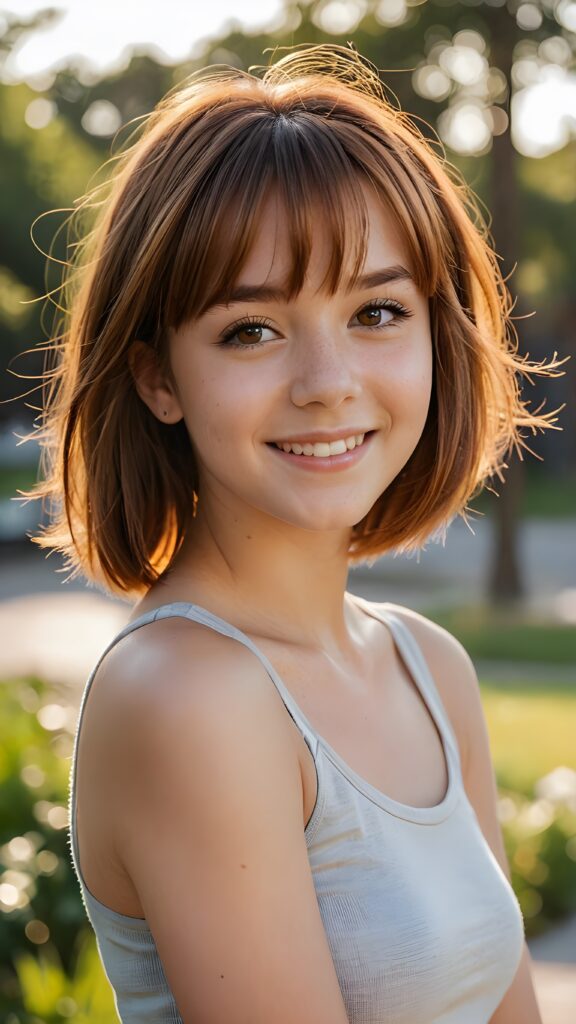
[268,507,376,535]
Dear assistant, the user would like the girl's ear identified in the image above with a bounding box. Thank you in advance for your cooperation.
[128,340,184,424]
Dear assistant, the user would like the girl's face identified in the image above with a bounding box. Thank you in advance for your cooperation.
[164,185,433,536]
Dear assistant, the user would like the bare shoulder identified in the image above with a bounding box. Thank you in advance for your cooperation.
[84,617,349,1022]
[96,614,276,711]
[79,613,303,846]
[92,611,306,829]
[370,600,482,776]
[381,602,475,673]
[91,614,300,772]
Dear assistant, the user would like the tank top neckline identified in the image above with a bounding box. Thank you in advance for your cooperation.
[115,593,461,825]
[70,593,461,927]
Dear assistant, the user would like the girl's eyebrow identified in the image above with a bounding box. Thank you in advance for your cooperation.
[207,264,413,310]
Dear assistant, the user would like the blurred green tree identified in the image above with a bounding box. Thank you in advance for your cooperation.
[0,14,101,428]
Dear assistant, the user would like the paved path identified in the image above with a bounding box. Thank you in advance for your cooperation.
[528,913,576,1023]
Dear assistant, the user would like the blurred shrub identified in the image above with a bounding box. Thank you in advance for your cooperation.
[499,775,576,937]
[0,676,108,1018]
[13,931,116,1023]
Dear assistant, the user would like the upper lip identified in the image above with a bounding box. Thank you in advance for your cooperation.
[269,428,374,445]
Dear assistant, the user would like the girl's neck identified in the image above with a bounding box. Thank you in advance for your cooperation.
[143,512,362,660]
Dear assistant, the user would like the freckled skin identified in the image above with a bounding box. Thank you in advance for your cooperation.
[166,187,433,545]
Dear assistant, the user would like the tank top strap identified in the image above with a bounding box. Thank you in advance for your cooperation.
[350,596,462,764]
[75,601,321,764]
[69,601,322,884]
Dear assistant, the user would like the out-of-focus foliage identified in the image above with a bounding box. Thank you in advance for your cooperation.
[500,784,576,933]
[0,676,100,1018]
[14,934,117,1024]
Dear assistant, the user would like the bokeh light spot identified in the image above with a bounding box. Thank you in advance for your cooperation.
[20,763,46,789]
[512,69,576,157]
[47,805,69,830]
[81,99,122,137]
[453,29,486,53]
[37,703,68,731]
[516,3,543,29]
[311,0,367,33]
[6,836,35,863]
[375,0,408,27]
[24,97,56,129]
[438,102,492,154]
[489,106,509,136]
[439,45,487,86]
[0,883,19,908]
[36,849,60,875]
[539,36,573,66]
[413,64,451,101]
[25,919,50,944]
[556,0,576,31]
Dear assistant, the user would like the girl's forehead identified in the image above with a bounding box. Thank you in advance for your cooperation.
[235,188,412,294]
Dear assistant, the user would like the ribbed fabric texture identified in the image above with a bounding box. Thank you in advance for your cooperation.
[69,599,525,1023]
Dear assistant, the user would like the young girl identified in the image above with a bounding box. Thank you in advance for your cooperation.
[32,43,556,1023]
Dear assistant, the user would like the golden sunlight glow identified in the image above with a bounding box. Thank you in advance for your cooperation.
[512,66,576,156]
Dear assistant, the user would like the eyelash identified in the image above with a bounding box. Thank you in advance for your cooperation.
[218,298,414,350]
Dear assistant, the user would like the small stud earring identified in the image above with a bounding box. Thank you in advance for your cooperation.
[162,410,168,417]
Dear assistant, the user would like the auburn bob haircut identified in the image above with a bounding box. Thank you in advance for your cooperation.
[28,44,562,596]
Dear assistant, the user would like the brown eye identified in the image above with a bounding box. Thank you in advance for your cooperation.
[219,317,278,348]
[352,299,413,331]
[236,325,264,345]
[357,306,388,327]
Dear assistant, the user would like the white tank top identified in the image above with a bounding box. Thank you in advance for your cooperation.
[69,598,525,1023]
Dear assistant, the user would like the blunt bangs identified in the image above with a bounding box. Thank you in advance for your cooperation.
[139,90,448,340]
[165,111,371,327]
[153,113,427,337]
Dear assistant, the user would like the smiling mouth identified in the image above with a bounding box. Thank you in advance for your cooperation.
[267,431,374,458]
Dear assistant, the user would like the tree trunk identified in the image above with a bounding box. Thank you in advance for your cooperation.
[485,7,526,603]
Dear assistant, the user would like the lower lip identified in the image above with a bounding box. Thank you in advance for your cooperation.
[267,432,376,472]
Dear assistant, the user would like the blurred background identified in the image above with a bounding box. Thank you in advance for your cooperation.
[0,0,575,1021]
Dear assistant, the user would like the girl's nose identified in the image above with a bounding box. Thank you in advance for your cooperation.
[289,330,362,409]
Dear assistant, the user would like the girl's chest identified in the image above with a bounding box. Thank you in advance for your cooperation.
[253,634,454,828]
[307,798,525,1024]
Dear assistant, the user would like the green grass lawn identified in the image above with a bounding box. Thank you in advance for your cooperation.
[480,680,576,796]
[427,606,576,664]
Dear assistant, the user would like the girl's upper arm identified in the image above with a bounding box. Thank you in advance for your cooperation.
[103,621,349,1024]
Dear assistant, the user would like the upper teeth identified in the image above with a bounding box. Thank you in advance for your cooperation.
[275,433,365,457]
